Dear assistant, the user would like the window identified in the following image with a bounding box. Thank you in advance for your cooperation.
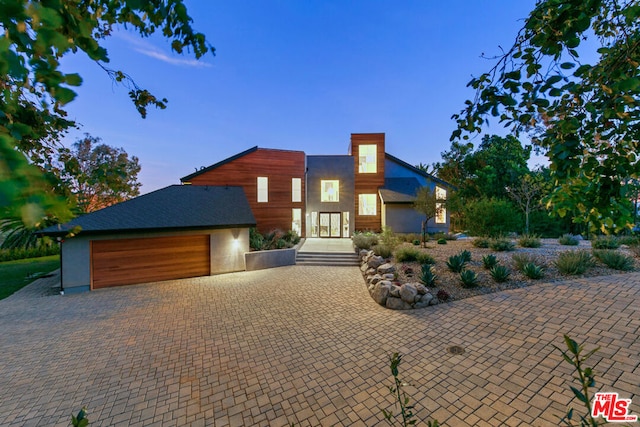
[292,209,301,235]
[292,178,301,202]
[358,144,377,173]
[310,211,318,237]
[435,186,447,224]
[359,194,376,215]
[342,212,350,237]
[257,177,268,202]
[321,180,339,202]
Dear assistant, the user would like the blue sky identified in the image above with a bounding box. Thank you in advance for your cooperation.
[60,1,538,193]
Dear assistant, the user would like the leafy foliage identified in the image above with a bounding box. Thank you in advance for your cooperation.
[394,246,422,263]
[437,238,447,245]
[555,251,595,275]
[518,234,542,248]
[507,173,545,234]
[522,262,544,279]
[57,134,141,213]
[512,253,546,272]
[459,269,479,288]
[482,254,499,269]
[490,265,511,282]
[419,265,438,287]
[554,335,601,427]
[373,244,394,259]
[416,252,436,265]
[71,407,89,427]
[489,237,515,252]
[592,250,635,271]
[446,254,467,272]
[413,187,445,246]
[382,353,417,426]
[353,232,379,250]
[472,237,490,248]
[590,235,620,250]
[1,0,214,225]
[452,0,640,234]
[559,234,580,246]
[465,198,522,237]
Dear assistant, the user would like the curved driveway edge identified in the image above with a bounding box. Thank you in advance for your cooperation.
[0,267,638,426]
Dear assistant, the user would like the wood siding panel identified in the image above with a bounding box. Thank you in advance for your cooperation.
[92,235,210,289]
[351,134,386,232]
[186,149,306,235]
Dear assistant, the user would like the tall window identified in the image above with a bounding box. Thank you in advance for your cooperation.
[292,209,301,235]
[359,194,376,215]
[435,186,447,224]
[321,180,339,202]
[257,177,268,202]
[292,178,301,202]
[358,144,377,173]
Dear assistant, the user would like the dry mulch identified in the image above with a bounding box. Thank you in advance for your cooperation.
[390,238,640,303]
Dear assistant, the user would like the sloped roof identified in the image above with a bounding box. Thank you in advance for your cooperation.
[40,185,256,236]
[385,152,455,189]
[379,177,421,204]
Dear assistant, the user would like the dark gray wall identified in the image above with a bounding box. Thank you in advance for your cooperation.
[306,155,355,236]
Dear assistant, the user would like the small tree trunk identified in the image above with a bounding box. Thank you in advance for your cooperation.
[421,220,426,248]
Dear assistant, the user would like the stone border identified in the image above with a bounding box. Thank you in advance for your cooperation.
[244,239,305,271]
[358,249,437,310]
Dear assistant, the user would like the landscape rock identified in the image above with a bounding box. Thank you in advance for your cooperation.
[368,256,384,269]
[389,285,401,298]
[399,283,418,303]
[415,283,427,295]
[386,296,413,310]
[371,282,391,305]
[377,263,396,274]
[369,274,382,285]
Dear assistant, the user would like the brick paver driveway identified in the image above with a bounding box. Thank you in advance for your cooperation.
[0,266,638,426]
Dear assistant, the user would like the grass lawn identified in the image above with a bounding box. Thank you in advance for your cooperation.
[0,255,60,300]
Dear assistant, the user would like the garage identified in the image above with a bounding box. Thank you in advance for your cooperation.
[91,235,211,289]
[40,185,256,293]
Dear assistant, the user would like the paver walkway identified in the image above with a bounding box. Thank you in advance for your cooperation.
[0,267,638,426]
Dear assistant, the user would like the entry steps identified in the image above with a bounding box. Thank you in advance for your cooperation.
[296,251,360,266]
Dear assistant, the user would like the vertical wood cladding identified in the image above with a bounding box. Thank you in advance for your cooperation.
[350,133,385,232]
[185,149,306,235]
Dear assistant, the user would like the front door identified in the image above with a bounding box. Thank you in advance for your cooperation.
[319,212,342,238]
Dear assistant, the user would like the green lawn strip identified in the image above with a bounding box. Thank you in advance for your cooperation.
[0,255,60,300]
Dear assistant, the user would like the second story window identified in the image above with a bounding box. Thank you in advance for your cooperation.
[321,180,339,202]
[358,144,377,173]
[257,177,268,202]
[292,178,301,202]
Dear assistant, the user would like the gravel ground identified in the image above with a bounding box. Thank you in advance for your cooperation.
[389,238,640,303]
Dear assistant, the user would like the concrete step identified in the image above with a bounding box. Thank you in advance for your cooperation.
[296,251,360,266]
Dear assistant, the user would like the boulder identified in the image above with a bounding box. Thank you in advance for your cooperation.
[383,273,395,280]
[371,282,391,305]
[415,283,427,295]
[366,268,376,276]
[368,256,385,269]
[360,263,369,272]
[389,285,401,298]
[399,283,418,303]
[369,274,383,285]
[359,249,369,259]
[377,263,396,274]
[386,296,413,310]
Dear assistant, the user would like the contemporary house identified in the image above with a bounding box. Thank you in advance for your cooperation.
[41,132,452,292]
[182,133,452,238]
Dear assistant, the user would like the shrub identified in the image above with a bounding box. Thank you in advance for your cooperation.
[459,249,472,263]
[472,237,490,248]
[489,237,515,252]
[446,254,467,272]
[380,226,400,249]
[412,239,420,246]
[522,263,544,279]
[512,253,546,271]
[558,234,580,246]
[436,289,450,302]
[0,245,60,262]
[372,244,393,259]
[618,235,639,246]
[249,228,264,251]
[464,197,522,237]
[419,265,438,287]
[591,235,620,249]
[482,254,498,269]
[353,232,379,250]
[283,230,301,245]
[459,270,479,288]
[416,252,436,265]
[592,250,635,271]
[518,234,541,248]
[437,238,447,245]
[631,245,640,258]
[490,265,511,282]
[555,250,595,275]
[394,246,421,262]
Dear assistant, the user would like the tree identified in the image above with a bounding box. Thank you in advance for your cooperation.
[0,1,214,225]
[413,186,444,246]
[452,0,640,233]
[506,173,545,234]
[57,134,141,213]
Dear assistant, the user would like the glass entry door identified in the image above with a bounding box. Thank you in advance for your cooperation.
[319,212,342,238]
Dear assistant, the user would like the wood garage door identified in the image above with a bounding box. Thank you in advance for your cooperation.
[92,235,211,289]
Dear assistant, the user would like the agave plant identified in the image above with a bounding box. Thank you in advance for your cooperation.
[446,254,467,273]
[490,265,510,282]
[459,270,479,288]
[522,263,544,279]
[419,264,438,287]
[482,254,498,269]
